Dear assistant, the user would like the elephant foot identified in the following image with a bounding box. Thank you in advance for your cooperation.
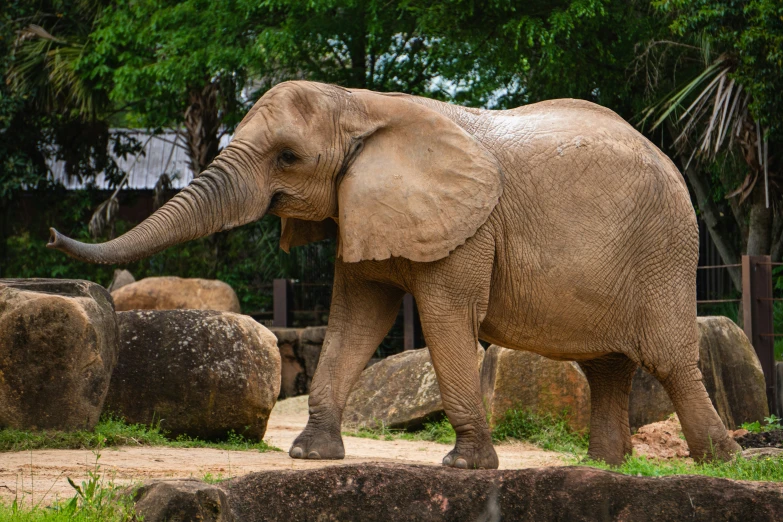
[690,430,741,463]
[586,443,631,467]
[289,425,345,460]
[442,440,499,470]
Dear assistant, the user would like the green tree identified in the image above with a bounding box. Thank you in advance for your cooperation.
[257,0,453,97]
[1,0,140,275]
[84,0,275,174]
[641,0,782,278]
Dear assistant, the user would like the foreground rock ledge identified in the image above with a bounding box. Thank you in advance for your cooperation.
[135,464,783,522]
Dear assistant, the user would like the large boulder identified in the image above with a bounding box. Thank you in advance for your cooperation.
[107,269,135,292]
[480,345,590,432]
[219,464,783,521]
[105,310,280,440]
[270,326,326,399]
[0,279,118,431]
[629,316,769,431]
[111,276,240,313]
[343,345,484,430]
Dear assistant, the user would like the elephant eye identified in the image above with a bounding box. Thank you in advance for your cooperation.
[279,149,298,166]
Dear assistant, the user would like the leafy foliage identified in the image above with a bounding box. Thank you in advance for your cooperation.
[742,414,783,434]
[84,0,270,131]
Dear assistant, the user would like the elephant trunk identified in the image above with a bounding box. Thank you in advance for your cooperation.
[48,163,266,265]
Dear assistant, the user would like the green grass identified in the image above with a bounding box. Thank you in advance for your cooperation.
[775,338,782,362]
[0,453,136,521]
[342,416,457,445]
[0,415,281,453]
[200,471,228,484]
[0,502,133,522]
[491,408,589,454]
[579,454,783,482]
[344,408,588,453]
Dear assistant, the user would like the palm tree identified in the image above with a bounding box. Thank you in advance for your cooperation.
[639,37,781,289]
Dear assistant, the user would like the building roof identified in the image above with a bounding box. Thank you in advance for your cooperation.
[48,130,233,190]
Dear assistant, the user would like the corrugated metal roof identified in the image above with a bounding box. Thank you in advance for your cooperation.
[48,130,233,190]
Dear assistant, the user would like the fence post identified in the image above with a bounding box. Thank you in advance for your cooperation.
[742,255,776,414]
[273,278,293,327]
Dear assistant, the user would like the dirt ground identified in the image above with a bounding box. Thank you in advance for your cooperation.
[0,395,564,505]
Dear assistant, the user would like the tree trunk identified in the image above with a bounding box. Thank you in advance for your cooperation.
[184,81,221,176]
[746,190,772,256]
[682,164,742,291]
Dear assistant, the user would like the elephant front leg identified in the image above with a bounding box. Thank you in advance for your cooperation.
[420,307,498,470]
[289,276,404,460]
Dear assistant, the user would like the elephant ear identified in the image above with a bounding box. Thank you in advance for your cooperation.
[279,217,338,253]
[338,92,503,263]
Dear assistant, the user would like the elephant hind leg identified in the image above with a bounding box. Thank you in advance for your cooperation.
[652,356,740,462]
[579,353,637,465]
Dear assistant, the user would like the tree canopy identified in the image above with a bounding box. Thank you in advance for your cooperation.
[1,0,781,291]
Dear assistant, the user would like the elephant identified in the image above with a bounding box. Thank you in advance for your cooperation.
[49,80,741,468]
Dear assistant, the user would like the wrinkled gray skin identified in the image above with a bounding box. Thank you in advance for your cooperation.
[50,81,741,468]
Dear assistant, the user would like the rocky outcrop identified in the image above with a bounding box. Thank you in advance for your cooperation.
[166,464,783,522]
[111,277,241,313]
[105,310,280,440]
[132,479,234,522]
[629,316,768,431]
[0,279,118,431]
[270,326,326,399]
[480,346,590,432]
[343,346,484,430]
[107,269,135,292]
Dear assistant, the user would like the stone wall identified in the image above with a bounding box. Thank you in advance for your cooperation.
[269,326,327,399]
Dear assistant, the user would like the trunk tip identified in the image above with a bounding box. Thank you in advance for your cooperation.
[47,228,64,250]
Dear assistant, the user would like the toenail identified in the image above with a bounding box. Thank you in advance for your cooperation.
[455,458,468,469]
[443,455,453,466]
[308,451,321,459]
[290,447,303,458]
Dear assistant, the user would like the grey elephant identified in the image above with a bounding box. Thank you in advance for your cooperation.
[49,81,740,468]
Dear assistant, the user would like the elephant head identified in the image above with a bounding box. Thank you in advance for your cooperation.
[49,82,503,264]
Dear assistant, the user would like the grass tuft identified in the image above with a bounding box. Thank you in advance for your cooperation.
[491,408,589,454]
[0,452,136,521]
[0,415,280,453]
[343,416,457,445]
[344,408,588,453]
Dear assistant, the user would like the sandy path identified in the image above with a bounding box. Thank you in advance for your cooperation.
[0,396,564,505]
